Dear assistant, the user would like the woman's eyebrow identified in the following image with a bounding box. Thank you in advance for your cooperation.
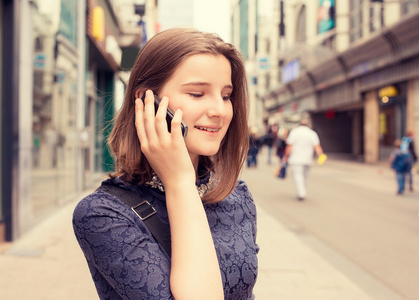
[181,82,233,90]
[181,81,210,87]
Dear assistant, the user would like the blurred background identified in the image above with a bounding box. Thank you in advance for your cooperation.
[1,0,419,299]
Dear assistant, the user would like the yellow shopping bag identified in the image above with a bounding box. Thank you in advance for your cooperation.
[317,154,328,165]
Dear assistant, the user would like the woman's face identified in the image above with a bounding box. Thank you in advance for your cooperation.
[159,54,233,163]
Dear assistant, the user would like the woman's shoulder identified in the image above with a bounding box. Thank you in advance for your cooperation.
[73,177,149,222]
[73,177,167,226]
[73,178,131,221]
[209,179,256,219]
[233,179,253,200]
[234,179,257,215]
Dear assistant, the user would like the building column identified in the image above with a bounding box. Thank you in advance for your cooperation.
[407,78,419,143]
[352,110,363,160]
[76,0,86,191]
[364,90,379,163]
[17,0,34,235]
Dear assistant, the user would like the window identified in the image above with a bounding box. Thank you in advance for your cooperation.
[296,5,306,43]
[35,37,43,51]
[239,0,249,60]
[349,0,364,43]
[401,0,419,15]
[369,4,382,33]
[265,73,270,90]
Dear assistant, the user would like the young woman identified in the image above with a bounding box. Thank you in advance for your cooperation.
[73,28,258,300]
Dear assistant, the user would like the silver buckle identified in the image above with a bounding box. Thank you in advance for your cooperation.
[131,201,157,220]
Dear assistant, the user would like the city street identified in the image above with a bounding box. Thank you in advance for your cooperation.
[0,149,418,299]
[243,149,419,300]
[2,1,419,299]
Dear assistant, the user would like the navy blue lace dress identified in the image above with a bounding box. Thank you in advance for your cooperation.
[73,177,259,299]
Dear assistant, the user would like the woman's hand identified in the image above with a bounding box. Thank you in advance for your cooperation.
[135,90,223,299]
[135,90,195,187]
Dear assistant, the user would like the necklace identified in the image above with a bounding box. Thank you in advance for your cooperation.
[145,171,214,197]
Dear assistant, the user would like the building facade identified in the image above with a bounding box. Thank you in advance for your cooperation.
[246,0,419,163]
[231,0,263,133]
[0,0,146,242]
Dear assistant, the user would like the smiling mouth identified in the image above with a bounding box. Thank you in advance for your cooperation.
[195,126,220,132]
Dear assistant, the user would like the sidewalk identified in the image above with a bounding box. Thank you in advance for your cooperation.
[0,184,101,300]
[253,204,374,300]
[246,150,416,300]
[0,158,412,299]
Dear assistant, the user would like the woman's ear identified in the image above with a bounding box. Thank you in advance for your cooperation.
[135,89,144,100]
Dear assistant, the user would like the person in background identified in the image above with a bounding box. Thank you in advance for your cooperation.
[390,139,411,195]
[281,119,324,201]
[32,122,41,167]
[73,28,258,300]
[276,127,288,161]
[44,124,58,167]
[401,129,417,191]
[247,130,259,168]
[264,126,275,165]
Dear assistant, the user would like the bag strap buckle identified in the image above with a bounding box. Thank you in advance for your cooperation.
[131,201,157,220]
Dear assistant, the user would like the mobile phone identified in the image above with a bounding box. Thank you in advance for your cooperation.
[141,93,188,138]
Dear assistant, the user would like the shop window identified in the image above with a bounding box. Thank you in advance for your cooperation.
[31,0,78,217]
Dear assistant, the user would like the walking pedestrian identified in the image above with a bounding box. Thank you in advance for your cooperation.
[264,126,275,164]
[247,130,259,168]
[281,119,324,200]
[276,127,288,161]
[72,28,258,300]
[274,128,288,179]
[401,129,417,191]
[390,139,412,195]
[44,124,58,168]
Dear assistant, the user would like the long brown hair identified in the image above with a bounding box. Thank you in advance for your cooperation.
[108,28,249,203]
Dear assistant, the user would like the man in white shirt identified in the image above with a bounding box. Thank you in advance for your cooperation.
[282,119,324,200]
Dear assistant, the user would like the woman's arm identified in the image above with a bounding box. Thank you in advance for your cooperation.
[135,92,223,299]
[165,181,223,299]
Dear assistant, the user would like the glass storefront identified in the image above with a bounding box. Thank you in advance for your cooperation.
[378,84,407,161]
[31,1,78,216]
[0,0,3,231]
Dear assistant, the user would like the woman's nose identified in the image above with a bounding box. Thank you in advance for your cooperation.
[207,96,227,117]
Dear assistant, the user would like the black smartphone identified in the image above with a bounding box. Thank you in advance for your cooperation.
[141,93,188,138]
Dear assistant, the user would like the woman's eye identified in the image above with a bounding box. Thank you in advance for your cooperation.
[189,93,202,98]
[223,96,232,101]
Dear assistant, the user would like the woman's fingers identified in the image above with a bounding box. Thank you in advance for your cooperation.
[154,96,171,139]
[171,109,184,141]
[135,90,184,152]
[135,98,148,148]
[143,90,158,146]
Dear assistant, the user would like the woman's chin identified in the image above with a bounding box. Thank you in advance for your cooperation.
[189,147,220,158]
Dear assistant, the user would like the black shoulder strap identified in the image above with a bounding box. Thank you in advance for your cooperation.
[97,183,171,257]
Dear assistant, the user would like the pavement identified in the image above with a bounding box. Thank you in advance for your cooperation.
[0,153,416,299]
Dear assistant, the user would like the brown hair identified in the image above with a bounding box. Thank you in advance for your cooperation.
[108,28,249,203]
